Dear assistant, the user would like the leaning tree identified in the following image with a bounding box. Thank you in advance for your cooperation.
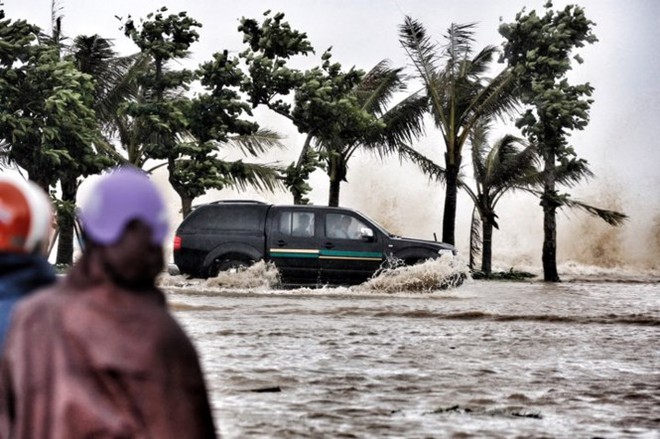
[499,3,626,281]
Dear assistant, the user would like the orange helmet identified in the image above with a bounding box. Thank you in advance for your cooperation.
[0,174,53,254]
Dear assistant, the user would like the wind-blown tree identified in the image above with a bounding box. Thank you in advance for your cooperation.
[172,49,284,217]
[123,9,283,216]
[316,60,428,206]
[399,18,518,245]
[238,11,318,204]
[240,12,414,207]
[121,6,200,193]
[292,53,386,207]
[499,3,626,281]
[0,7,113,266]
[0,9,99,192]
[463,123,540,274]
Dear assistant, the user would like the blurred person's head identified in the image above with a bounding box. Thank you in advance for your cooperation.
[77,166,168,289]
[0,174,53,256]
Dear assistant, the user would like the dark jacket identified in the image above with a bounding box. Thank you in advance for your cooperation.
[0,253,55,353]
[0,262,217,438]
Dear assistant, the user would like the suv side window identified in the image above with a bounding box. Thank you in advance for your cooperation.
[278,211,315,237]
[182,205,261,232]
[326,213,366,240]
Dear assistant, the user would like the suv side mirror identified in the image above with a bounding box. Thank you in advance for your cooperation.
[360,227,374,242]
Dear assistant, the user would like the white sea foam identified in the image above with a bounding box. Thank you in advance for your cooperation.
[158,260,279,292]
[359,255,470,294]
[159,256,471,295]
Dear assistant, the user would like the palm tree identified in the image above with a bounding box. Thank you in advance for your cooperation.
[462,123,540,274]
[399,18,518,245]
[465,122,626,275]
[316,60,428,207]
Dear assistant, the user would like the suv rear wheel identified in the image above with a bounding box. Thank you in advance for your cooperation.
[207,258,250,277]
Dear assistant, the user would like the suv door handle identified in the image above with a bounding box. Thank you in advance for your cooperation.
[324,242,335,249]
[277,240,287,247]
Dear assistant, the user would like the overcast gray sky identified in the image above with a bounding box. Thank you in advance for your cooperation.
[4,0,660,270]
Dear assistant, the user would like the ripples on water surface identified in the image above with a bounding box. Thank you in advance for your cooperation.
[160,260,660,438]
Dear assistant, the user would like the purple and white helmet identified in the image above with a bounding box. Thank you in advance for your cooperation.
[78,166,169,245]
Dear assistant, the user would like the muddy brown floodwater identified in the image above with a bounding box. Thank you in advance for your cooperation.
[161,260,660,438]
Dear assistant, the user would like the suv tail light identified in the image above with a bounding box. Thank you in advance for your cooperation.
[173,235,182,251]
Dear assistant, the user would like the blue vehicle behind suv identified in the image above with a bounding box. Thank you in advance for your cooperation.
[173,200,456,286]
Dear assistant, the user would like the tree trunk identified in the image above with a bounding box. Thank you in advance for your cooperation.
[541,196,560,281]
[327,151,346,207]
[328,177,340,207]
[56,175,77,265]
[181,195,193,219]
[166,157,195,219]
[541,148,560,282]
[442,153,461,246]
[481,216,493,275]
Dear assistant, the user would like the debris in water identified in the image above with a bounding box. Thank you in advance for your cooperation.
[249,386,282,393]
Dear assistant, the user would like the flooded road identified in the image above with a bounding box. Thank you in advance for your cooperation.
[162,262,660,438]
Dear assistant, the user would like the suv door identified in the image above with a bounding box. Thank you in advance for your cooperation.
[319,212,385,284]
[267,209,322,284]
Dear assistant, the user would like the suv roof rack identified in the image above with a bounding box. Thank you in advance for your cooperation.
[208,200,268,205]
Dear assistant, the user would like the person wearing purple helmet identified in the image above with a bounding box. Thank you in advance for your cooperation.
[0,166,217,438]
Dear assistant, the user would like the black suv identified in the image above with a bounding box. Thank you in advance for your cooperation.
[173,201,456,286]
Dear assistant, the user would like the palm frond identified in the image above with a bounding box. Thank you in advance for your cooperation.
[484,134,534,187]
[461,68,519,140]
[356,60,406,116]
[553,158,594,188]
[443,22,477,63]
[225,128,284,157]
[396,144,446,184]
[376,92,427,149]
[399,17,448,130]
[399,16,441,75]
[560,198,628,226]
[224,160,285,192]
[465,45,498,78]
[469,120,490,182]
[95,53,151,124]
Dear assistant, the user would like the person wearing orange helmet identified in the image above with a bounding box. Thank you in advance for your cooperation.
[0,174,55,352]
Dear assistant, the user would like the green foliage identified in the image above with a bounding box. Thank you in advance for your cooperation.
[120,7,283,216]
[499,3,596,162]
[120,7,200,161]
[192,50,257,143]
[239,11,383,205]
[293,49,372,140]
[282,147,324,205]
[239,10,312,116]
[0,11,103,187]
[122,7,201,62]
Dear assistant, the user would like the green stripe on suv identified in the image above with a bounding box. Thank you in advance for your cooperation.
[270,248,382,261]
